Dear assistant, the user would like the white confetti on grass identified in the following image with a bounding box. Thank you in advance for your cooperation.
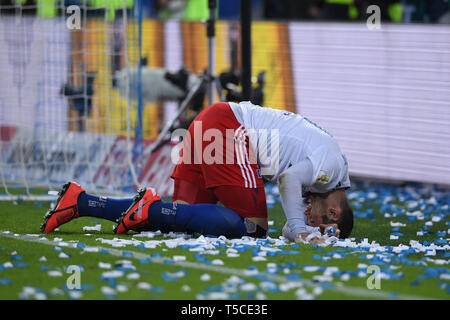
[211,259,224,265]
[101,286,116,295]
[252,256,267,262]
[83,224,102,232]
[240,283,258,291]
[126,272,141,280]
[58,252,70,259]
[136,282,152,290]
[98,262,112,269]
[101,270,125,279]
[47,270,63,277]
[181,285,191,292]
[173,255,186,262]
[200,273,211,281]
[390,222,406,227]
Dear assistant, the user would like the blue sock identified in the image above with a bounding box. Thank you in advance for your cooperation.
[147,201,248,238]
[77,192,133,223]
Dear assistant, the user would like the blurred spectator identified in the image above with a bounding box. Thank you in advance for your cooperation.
[423,0,449,22]
[263,0,322,20]
[155,0,186,19]
[262,0,449,23]
[387,0,449,23]
[320,0,357,21]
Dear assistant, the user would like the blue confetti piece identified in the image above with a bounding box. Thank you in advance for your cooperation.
[424,268,439,278]
[101,249,109,254]
[195,256,207,263]
[151,286,165,293]
[11,255,23,261]
[40,266,52,271]
[333,271,343,277]
[122,251,134,257]
[246,292,256,299]
[179,244,198,249]
[76,243,86,248]
[78,284,93,291]
[0,278,12,285]
[410,281,420,286]
[139,258,151,264]
[13,262,29,268]
[320,283,333,289]
[161,273,179,282]
[286,274,302,281]
[207,285,223,292]
[278,250,300,255]
[388,292,398,299]
[135,243,146,250]
[392,232,403,237]
[229,293,241,299]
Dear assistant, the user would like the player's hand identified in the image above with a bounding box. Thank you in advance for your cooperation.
[319,223,340,238]
[294,233,325,244]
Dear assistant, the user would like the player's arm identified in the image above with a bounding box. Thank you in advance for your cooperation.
[277,160,322,243]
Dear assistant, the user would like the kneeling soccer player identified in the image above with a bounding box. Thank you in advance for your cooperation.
[41,101,354,243]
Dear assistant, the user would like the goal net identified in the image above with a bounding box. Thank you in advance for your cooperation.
[0,0,152,200]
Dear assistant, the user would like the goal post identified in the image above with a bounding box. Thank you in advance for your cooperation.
[0,0,144,200]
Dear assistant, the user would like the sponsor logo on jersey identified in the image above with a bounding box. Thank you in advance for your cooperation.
[316,170,330,183]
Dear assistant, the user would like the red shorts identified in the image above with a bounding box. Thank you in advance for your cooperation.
[171,102,267,218]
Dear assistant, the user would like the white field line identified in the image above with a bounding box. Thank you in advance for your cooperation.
[0,231,430,300]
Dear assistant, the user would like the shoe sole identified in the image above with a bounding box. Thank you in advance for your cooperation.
[113,187,147,234]
[40,182,74,233]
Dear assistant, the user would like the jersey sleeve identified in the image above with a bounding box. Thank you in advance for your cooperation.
[306,146,348,193]
[277,159,316,237]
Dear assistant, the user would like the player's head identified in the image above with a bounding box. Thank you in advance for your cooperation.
[304,189,353,238]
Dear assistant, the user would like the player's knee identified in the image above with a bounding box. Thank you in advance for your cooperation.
[243,218,268,238]
[216,206,247,238]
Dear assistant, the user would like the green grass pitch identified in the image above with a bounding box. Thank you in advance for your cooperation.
[0,182,448,300]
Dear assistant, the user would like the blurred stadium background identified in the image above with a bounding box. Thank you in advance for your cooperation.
[0,0,449,200]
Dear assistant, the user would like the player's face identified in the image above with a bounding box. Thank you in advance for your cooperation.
[304,194,328,227]
[305,191,342,227]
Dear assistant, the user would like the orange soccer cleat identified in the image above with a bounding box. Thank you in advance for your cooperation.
[40,182,85,233]
[114,187,161,235]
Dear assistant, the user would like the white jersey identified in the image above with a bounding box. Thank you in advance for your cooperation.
[229,101,351,238]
